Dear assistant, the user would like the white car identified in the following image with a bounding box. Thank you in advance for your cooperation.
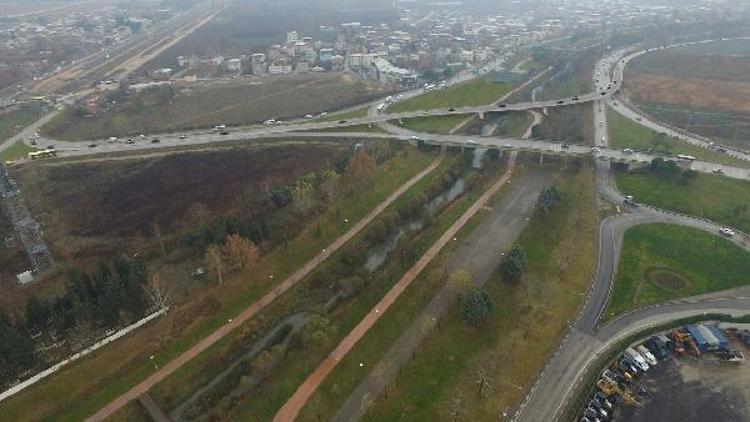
[719,227,735,237]
[410,135,421,141]
[625,347,650,372]
[623,148,634,154]
[591,147,601,153]
[466,139,479,145]
[637,344,658,366]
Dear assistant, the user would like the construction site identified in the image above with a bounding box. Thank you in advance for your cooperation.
[577,322,750,422]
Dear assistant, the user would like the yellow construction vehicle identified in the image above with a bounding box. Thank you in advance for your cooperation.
[597,379,638,406]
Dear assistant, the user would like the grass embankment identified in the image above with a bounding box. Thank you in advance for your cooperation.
[388,78,511,113]
[607,107,750,168]
[398,115,472,134]
[317,107,369,122]
[606,224,750,318]
[309,124,388,134]
[201,154,503,421]
[0,106,44,161]
[0,147,438,421]
[333,161,597,421]
[1,141,39,162]
[616,170,750,233]
[455,111,534,137]
[494,111,534,137]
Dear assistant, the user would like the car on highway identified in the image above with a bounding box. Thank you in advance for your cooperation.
[556,100,565,105]
[304,114,314,119]
[151,138,160,143]
[503,143,512,148]
[719,227,736,237]
[220,130,229,135]
[713,168,725,174]
[561,143,570,149]
[466,139,479,145]
[179,135,187,140]
[591,147,601,153]
[88,143,98,148]
[409,135,421,141]
[125,139,135,144]
[623,148,633,154]
[571,95,579,101]
[448,107,456,112]
[497,104,507,108]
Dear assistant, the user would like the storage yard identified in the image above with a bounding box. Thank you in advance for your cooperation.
[577,323,750,422]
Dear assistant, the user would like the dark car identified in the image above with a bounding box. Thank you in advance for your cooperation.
[556,100,564,105]
[497,104,507,108]
[220,130,229,135]
[448,107,455,111]
[338,120,347,124]
[561,143,570,149]
[151,138,160,143]
[571,96,579,101]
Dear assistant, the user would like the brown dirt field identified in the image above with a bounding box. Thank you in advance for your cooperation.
[627,73,750,114]
[1,143,347,313]
[14,144,345,239]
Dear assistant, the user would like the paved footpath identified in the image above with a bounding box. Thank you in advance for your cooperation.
[87,153,445,421]
[273,152,518,422]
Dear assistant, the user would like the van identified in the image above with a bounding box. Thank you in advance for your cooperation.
[624,347,650,371]
[637,344,658,366]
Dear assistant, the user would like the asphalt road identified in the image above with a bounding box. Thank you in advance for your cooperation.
[513,43,750,422]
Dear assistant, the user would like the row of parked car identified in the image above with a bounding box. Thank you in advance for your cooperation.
[579,335,672,422]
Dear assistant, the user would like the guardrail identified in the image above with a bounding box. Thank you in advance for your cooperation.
[0,306,169,403]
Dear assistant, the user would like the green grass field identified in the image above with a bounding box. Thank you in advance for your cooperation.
[0,105,43,144]
[388,78,511,113]
[340,162,597,421]
[615,170,750,233]
[0,147,439,422]
[494,111,534,137]
[398,115,472,134]
[606,107,750,168]
[606,224,750,317]
[1,141,39,162]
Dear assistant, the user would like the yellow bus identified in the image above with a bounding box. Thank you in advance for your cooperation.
[28,149,57,160]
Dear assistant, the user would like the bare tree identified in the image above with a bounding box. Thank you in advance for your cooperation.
[372,360,395,399]
[449,396,462,422]
[151,221,166,257]
[147,273,171,310]
[204,244,224,285]
[476,367,492,398]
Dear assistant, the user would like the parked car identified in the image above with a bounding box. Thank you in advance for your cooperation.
[637,344,658,366]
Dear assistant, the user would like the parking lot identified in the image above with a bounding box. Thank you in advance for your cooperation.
[577,323,750,422]
[617,349,750,421]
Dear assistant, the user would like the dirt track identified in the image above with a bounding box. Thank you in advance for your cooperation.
[85,151,445,422]
[272,152,518,422]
